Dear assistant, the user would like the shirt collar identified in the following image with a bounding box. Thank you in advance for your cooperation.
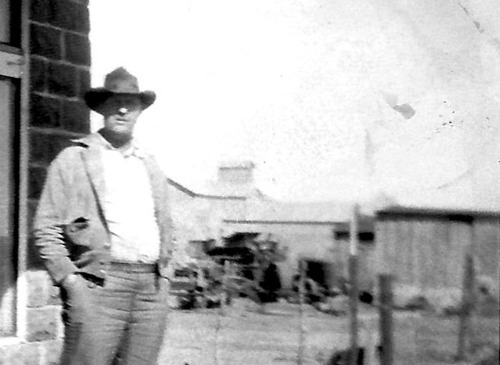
[81,132,147,159]
[123,141,147,159]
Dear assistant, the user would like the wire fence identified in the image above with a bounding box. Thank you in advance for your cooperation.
[165,208,499,365]
[386,253,499,365]
[163,249,498,365]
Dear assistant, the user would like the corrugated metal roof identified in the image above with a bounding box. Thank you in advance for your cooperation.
[227,199,367,223]
[203,181,266,199]
[377,206,500,218]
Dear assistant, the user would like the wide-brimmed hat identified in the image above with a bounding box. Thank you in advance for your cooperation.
[84,67,156,114]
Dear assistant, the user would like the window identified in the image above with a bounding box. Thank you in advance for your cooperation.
[333,231,375,244]
[0,0,21,46]
[0,76,19,337]
[0,0,22,337]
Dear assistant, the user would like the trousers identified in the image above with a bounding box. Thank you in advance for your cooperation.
[59,267,169,365]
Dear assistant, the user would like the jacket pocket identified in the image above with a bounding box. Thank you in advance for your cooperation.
[63,216,109,273]
[64,217,91,246]
[64,216,96,264]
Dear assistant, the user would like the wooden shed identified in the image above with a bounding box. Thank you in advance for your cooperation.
[374,206,500,299]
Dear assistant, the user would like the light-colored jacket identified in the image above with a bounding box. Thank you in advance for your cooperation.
[33,133,174,284]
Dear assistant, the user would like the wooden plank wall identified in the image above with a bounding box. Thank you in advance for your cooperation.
[375,215,487,291]
[474,217,500,280]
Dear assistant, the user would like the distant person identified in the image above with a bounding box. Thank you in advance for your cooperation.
[243,248,282,309]
[34,67,174,365]
[256,250,282,303]
[291,274,325,305]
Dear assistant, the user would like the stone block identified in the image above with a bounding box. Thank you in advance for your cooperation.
[28,165,47,200]
[30,23,62,60]
[48,63,78,97]
[50,0,90,33]
[26,270,51,308]
[40,339,63,365]
[48,284,62,306]
[0,343,40,365]
[30,0,51,23]
[78,69,91,97]
[65,33,91,66]
[61,99,90,133]
[30,57,47,93]
[26,306,61,342]
[71,0,89,6]
[30,93,61,128]
[29,131,72,165]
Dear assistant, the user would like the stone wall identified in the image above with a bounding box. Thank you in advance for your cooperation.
[0,272,65,365]
[0,1,91,364]
[28,0,91,211]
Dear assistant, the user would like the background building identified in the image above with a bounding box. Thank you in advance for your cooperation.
[169,163,376,292]
[373,178,500,309]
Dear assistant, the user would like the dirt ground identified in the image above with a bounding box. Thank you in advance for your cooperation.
[158,299,499,365]
[159,299,348,365]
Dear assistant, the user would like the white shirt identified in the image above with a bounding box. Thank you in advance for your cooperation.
[100,138,161,263]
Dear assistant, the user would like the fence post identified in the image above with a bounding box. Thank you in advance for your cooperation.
[349,204,359,365]
[379,274,394,365]
[221,260,230,313]
[214,260,229,365]
[297,258,305,365]
[456,217,476,362]
[456,252,475,361]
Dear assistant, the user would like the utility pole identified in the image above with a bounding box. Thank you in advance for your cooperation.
[349,203,359,365]
[379,274,394,365]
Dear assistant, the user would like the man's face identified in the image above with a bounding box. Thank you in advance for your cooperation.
[101,95,143,139]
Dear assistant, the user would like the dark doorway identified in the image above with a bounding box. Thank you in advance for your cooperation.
[305,260,329,289]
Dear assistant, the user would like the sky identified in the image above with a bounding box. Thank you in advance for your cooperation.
[88,0,500,207]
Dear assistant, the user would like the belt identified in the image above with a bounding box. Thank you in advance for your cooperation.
[108,261,158,273]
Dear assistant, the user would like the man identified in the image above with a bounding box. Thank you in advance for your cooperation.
[34,67,173,365]
[253,247,282,304]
